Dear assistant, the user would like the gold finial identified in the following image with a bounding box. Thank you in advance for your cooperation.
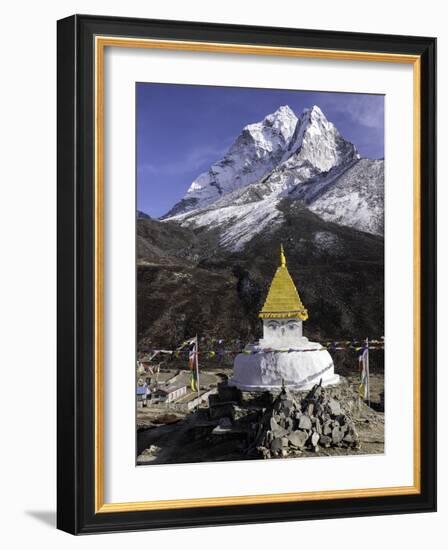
[280,244,286,267]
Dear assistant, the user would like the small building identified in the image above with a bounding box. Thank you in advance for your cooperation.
[136,383,149,408]
[152,370,179,385]
[172,389,214,411]
[152,383,187,404]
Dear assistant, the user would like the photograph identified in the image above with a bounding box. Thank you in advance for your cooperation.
[135,83,385,465]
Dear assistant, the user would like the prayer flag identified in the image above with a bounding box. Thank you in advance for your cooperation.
[358,347,369,399]
[188,338,199,392]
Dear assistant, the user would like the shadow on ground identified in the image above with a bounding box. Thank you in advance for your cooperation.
[25,510,56,528]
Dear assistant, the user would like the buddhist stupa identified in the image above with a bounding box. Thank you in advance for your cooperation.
[229,246,339,391]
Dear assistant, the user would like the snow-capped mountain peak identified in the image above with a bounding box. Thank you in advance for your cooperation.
[163,104,360,219]
[253,104,298,134]
[283,105,360,171]
[163,105,300,218]
[233,104,298,156]
[307,104,328,122]
[159,104,381,251]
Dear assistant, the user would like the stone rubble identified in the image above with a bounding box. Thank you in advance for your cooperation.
[137,444,161,460]
[255,381,360,458]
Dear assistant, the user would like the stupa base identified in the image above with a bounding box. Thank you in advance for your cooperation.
[228,343,340,392]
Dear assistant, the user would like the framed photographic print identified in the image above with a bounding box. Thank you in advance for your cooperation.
[57,14,436,534]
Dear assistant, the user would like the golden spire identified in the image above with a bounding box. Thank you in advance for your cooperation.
[280,244,286,267]
[259,246,308,320]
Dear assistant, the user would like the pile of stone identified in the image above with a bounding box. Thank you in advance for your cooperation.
[256,382,360,458]
[137,444,161,462]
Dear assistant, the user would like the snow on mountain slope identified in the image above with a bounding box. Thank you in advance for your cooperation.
[169,158,384,250]
[169,197,283,251]
[308,159,384,235]
[163,105,298,217]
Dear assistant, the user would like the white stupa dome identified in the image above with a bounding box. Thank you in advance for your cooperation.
[229,246,339,391]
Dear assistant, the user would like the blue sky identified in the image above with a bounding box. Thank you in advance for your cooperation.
[137,83,384,218]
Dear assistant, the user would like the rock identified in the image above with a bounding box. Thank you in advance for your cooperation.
[277,414,286,428]
[323,421,332,435]
[273,427,288,438]
[328,398,342,416]
[288,430,308,448]
[307,403,314,416]
[350,426,359,439]
[319,435,331,447]
[314,417,322,434]
[270,438,283,453]
[270,416,287,437]
[259,446,271,459]
[141,444,160,456]
[218,417,232,428]
[332,426,344,444]
[311,432,320,447]
[281,436,289,448]
[232,405,253,421]
[344,426,359,446]
[298,415,312,430]
[280,389,291,401]
[283,399,294,410]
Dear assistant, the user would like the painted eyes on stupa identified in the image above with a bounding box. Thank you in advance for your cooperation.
[267,321,299,331]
